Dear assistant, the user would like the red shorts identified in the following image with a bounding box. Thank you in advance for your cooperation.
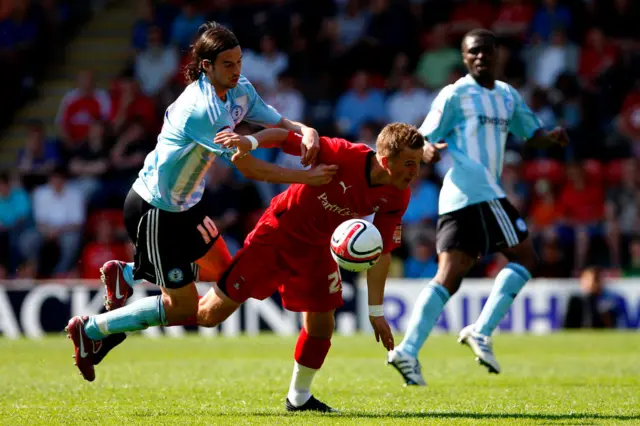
[220,240,344,313]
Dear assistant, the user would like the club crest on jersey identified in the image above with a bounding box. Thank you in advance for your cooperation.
[516,218,527,233]
[168,268,184,283]
[230,105,244,122]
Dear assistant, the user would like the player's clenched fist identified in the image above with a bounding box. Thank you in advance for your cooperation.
[370,315,394,351]
[304,164,338,186]
[422,142,447,164]
[300,127,320,167]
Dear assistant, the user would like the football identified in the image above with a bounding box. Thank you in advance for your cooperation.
[330,219,383,272]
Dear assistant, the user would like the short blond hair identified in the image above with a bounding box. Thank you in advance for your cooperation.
[376,123,425,158]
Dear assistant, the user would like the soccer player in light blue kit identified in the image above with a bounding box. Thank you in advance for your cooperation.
[65,22,338,382]
[388,29,569,386]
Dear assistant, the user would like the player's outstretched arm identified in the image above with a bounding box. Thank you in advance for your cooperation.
[366,253,395,351]
[232,153,337,186]
[525,127,570,148]
[214,128,290,157]
[274,117,319,167]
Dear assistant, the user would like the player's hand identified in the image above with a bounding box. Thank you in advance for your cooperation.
[547,127,569,146]
[422,142,447,164]
[300,127,320,167]
[369,315,394,351]
[305,164,338,186]
[215,132,253,161]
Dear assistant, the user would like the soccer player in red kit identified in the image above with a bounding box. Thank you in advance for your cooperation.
[91,123,425,412]
[193,122,425,411]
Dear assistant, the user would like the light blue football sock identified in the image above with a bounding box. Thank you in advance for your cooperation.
[475,263,531,336]
[122,262,144,287]
[84,295,167,340]
[396,281,450,358]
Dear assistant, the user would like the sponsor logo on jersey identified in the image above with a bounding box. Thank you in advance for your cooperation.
[317,192,359,218]
[478,115,510,133]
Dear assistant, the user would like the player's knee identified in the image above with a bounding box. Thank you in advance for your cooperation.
[197,288,239,327]
[303,311,335,339]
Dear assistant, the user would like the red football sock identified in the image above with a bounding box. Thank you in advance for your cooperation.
[167,296,202,327]
[294,327,331,369]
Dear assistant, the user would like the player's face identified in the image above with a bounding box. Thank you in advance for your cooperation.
[386,147,422,190]
[209,46,242,89]
[462,36,496,81]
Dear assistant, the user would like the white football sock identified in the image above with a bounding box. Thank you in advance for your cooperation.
[287,362,317,406]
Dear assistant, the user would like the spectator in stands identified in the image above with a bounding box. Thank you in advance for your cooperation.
[134,25,179,99]
[265,72,305,124]
[558,162,607,274]
[415,24,461,90]
[333,0,369,55]
[492,0,533,42]
[56,69,111,147]
[0,173,31,276]
[529,0,572,43]
[404,232,438,279]
[529,87,557,131]
[169,0,205,51]
[356,121,380,151]
[242,34,289,92]
[529,179,562,237]
[16,119,61,191]
[623,236,640,277]
[22,166,86,276]
[525,28,578,90]
[614,78,640,155]
[402,164,439,232]
[578,28,618,89]
[534,231,571,278]
[131,0,155,52]
[80,217,131,279]
[68,120,110,203]
[606,159,638,267]
[109,117,152,188]
[335,70,386,138]
[109,76,157,135]
[564,266,620,329]
[386,74,433,127]
[448,0,495,41]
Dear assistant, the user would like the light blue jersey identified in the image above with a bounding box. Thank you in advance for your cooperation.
[132,74,282,212]
[419,74,542,214]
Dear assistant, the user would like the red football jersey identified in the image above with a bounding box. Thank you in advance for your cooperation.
[247,134,410,253]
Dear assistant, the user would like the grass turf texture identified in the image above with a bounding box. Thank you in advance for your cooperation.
[1,332,638,425]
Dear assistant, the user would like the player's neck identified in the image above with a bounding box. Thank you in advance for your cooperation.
[369,155,391,186]
[472,74,496,90]
[204,73,229,101]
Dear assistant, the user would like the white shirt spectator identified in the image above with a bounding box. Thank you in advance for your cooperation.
[265,87,305,122]
[33,183,85,228]
[387,87,435,127]
[241,48,289,92]
[135,46,179,96]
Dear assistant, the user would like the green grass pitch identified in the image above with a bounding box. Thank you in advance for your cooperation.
[1,332,639,425]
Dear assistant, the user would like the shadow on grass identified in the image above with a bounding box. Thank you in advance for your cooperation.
[131,409,639,421]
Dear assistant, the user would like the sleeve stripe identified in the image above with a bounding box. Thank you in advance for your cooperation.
[201,79,219,126]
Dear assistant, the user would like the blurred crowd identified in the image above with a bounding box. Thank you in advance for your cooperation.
[1,0,639,281]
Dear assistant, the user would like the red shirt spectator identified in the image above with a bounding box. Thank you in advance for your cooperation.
[558,164,605,224]
[449,0,495,39]
[56,70,111,145]
[80,219,132,279]
[617,83,640,141]
[109,77,158,135]
[492,0,534,41]
[579,28,618,84]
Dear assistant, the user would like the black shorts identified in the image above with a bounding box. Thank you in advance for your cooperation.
[123,189,218,289]
[436,198,529,257]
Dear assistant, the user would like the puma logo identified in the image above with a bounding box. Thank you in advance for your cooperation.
[339,181,351,194]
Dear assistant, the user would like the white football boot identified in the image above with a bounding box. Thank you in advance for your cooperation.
[457,325,501,374]
[387,349,427,386]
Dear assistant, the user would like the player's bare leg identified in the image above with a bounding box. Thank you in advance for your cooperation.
[463,238,536,373]
[389,250,475,385]
[286,310,338,413]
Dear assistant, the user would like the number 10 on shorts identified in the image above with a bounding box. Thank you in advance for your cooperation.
[197,216,219,244]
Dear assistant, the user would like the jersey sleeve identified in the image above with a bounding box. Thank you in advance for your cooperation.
[182,102,237,160]
[373,189,410,254]
[508,86,543,140]
[241,78,282,127]
[419,85,457,143]
[281,133,355,166]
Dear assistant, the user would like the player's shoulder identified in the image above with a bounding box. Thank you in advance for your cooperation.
[494,80,522,99]
[322,137,372,155]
